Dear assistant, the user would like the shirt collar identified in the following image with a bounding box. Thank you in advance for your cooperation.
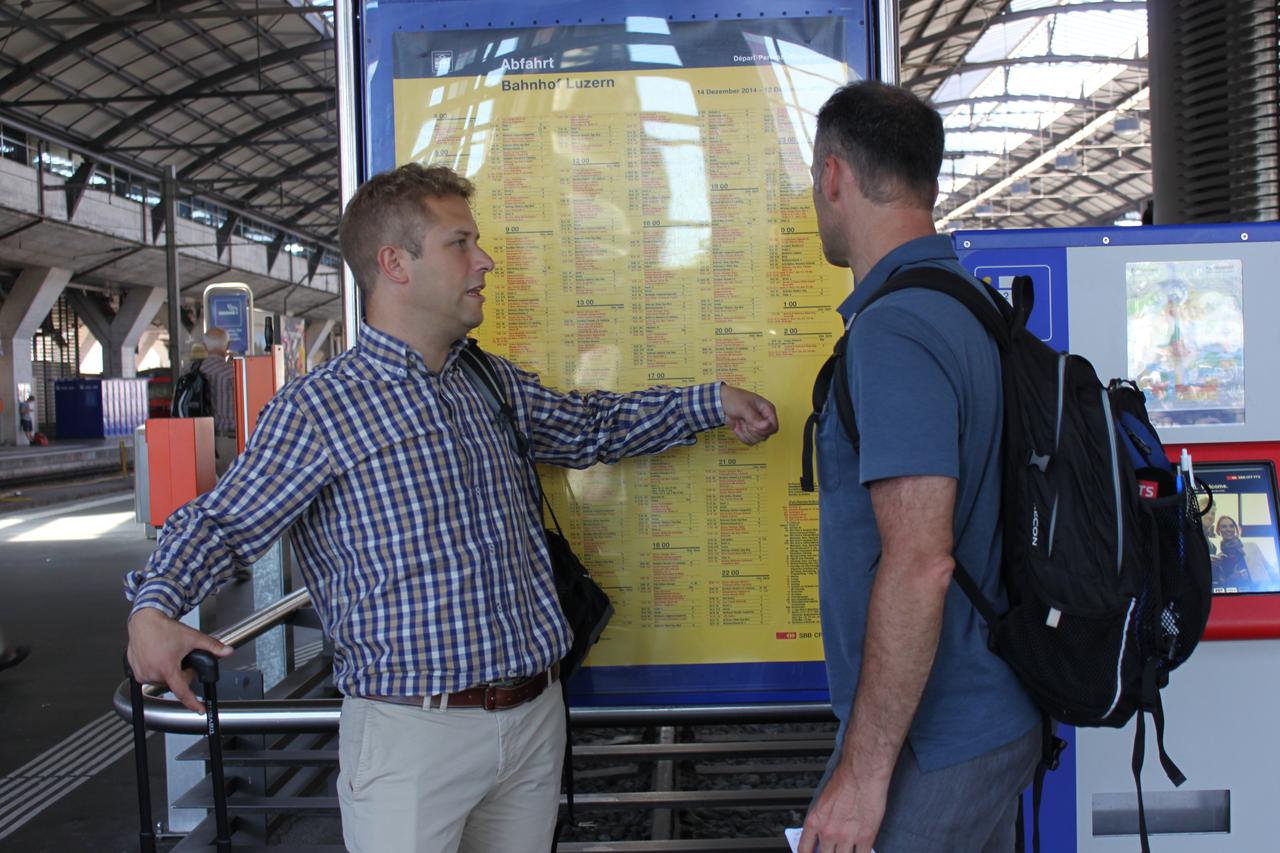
[837,233,957,321]
[356,322,466,379]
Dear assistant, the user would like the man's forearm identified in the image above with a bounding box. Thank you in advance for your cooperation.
[840,551,953,785]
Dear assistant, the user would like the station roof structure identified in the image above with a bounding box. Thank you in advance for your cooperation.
[0,0,1150,322]
[0,0,342,321]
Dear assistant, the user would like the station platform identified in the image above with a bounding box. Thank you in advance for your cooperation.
[0,488,160,852]
[0,437,135,486]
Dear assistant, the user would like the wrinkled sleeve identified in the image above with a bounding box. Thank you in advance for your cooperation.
[124,396,334,618]
[500,361,724,469]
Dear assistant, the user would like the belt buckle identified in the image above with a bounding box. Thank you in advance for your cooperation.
[483,684,498,711]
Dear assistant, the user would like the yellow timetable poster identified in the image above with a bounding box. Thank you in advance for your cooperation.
[389,18,852,669]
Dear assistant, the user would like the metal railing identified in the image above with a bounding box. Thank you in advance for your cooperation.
[114,589,837,851]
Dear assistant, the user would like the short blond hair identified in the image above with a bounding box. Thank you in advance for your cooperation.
[338,164,475,298]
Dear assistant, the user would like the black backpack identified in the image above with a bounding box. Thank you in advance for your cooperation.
[170,359,213,418]
[801,267,1212,852]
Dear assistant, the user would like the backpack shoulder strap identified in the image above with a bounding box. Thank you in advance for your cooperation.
[456,339,530,458]
[838,265,1011,451]
[869,266,1012,350]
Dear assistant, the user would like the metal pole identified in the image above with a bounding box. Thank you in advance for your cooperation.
[876,0,901,85]
[163,165,182,385]
[335,0,361,349]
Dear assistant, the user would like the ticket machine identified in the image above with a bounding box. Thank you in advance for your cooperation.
[955,222,1280,851]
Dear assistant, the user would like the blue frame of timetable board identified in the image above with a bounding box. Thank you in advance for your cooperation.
[353,0,880,705]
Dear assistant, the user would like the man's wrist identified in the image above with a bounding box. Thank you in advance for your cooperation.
[129,602,177,623]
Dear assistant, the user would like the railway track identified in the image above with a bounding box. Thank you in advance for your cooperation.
[557,721,838,852]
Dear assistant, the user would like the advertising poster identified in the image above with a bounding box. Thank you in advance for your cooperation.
[362,3,869,700]
[279,315,307,381]
[1127,258,1245,427]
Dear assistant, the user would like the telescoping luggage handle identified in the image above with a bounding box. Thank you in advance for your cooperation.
[125,649,233,853]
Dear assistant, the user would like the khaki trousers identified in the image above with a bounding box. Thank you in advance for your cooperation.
[337,685,565,853]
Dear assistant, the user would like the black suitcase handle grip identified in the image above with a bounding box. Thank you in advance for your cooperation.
[182,648,221,685]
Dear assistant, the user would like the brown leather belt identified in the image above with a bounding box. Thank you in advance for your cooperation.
[368,663,559,711]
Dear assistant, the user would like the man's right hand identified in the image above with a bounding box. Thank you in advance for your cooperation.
[126,607,233,713]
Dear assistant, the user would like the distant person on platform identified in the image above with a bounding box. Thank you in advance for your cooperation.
[18,394,34,444]
[200,328,237,476]
[124,163,780,853]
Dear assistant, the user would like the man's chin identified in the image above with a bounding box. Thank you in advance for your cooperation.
[822,247,850,268]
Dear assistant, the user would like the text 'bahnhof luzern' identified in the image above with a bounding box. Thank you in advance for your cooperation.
[499,76,617,91]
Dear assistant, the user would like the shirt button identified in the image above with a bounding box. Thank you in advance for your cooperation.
[508,669,517,677]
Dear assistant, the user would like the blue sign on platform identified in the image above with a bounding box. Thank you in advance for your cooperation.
[204,284,253,355]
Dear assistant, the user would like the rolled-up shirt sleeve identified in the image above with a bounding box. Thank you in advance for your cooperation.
[125,396,334,618]
[504,362,724,468]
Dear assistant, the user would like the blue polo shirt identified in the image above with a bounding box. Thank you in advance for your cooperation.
[816,234,1038,771]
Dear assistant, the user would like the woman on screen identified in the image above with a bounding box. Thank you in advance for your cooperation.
[1214,515,1279,590]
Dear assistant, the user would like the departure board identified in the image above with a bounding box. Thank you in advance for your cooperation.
[360,3,870,700]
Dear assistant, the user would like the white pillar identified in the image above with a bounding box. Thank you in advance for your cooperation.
[136,329,168,372]
[67,288,166,378]
[114,288,167,378]
[304,319,336,370]
[0,267,70,444]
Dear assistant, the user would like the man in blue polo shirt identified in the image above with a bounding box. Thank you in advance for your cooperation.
[798,81,1040,853]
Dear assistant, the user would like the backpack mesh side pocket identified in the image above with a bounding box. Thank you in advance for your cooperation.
[1140,489,1212,674]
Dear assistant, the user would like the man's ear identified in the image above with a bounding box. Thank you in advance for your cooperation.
[376,244,410,286]
[819,154,847,203]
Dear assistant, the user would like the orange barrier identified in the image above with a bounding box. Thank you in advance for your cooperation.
[146,417,215,527]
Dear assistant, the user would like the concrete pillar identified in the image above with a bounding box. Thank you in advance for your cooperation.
[77,322,99,374]
[114,288,167,378]
[136,328,168,373]
[0,267,70,444]
[68,292,111,373]
[67,288,166,378]
[304,319,335,370]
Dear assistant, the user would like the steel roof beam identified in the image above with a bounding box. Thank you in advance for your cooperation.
[240,147,339,202]
[0,0,204,96]
[911,54,1146,89]
[91,39,332,146]
[0,6,334,28]
[934,94,1107,109]
[7,87,334,108]
[901,0,1006,89]
[0,108,336,253]
[177,99,334,180]
[905,1,1149,54]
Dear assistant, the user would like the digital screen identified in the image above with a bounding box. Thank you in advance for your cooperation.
[1127,259,1245,427]
[1196,461,1280,595]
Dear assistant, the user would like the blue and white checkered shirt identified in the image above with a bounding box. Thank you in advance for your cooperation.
[127,323,724,698]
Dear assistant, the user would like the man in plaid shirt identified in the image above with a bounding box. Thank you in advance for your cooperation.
[126,163,779,853]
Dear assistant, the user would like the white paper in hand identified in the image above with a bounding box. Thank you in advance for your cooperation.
[785,826,876,853]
